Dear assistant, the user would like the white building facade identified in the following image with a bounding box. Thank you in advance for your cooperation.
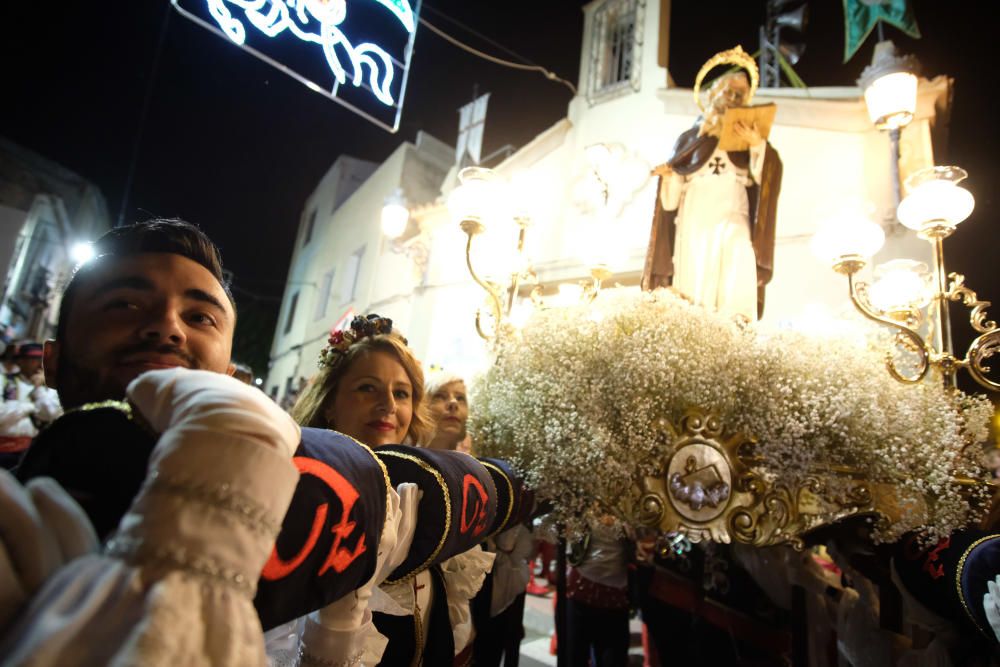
[269,0,950,399]
[267,133,453,401]
[0,137,111,341]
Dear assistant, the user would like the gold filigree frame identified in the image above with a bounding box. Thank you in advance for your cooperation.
[629,408,886,549]
[692,45,759,113]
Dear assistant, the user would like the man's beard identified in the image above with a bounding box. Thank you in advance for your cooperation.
[55,341,199,410]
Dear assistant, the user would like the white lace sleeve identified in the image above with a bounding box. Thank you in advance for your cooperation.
[297,610,390,667]
[439,546,495,655]
[0,430,299,667]
[288,483,420,667]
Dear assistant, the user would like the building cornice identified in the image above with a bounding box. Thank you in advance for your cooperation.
[656,75,951,133]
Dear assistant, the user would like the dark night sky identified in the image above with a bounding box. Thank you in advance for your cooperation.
[2,1,996,389]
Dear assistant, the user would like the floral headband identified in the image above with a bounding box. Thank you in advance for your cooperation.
[318,314,403,369]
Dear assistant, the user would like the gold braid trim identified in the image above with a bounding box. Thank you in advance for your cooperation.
[63,398,158,440]
[481,461,514,538]
[334,430,394,542]
[955,534,1000,639]
[378,450,452,585]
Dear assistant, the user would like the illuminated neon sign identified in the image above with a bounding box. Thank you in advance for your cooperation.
[172,0,420,132]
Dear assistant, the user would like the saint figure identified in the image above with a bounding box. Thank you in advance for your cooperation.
[642,56,782,320]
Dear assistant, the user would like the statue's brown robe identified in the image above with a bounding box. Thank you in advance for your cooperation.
[641,125,783,319]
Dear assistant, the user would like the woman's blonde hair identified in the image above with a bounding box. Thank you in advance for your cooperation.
[425,371,467,401]
[290,331,433,445]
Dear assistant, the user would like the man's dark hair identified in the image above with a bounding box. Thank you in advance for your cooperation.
[56,218,235,341]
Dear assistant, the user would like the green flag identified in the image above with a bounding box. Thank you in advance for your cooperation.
[843,0,921,63]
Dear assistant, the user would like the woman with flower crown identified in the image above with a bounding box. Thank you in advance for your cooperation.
[273,314,493,667]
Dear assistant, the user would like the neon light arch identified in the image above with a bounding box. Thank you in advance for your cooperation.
[204,0,412,106]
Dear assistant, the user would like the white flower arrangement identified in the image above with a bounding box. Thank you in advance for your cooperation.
[470,287,993,543]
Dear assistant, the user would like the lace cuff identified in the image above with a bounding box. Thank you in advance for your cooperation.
[440,546,495,654]
[490,525,533,616]
[299,610,388,667]
[110,431,299,597]
[0,556,271,667]
[440,546,495,600]
[370,579,413,616]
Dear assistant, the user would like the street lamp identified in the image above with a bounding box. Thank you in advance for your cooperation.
[858,40,920,206]
[449,167,530,339]
[69,241,95,266]
[380,188,410,239]
[452,164,615,339]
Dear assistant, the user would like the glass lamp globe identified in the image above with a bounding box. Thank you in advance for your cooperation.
[508,298,535,329]
[552,282,585,308]
[862,71,918,130]
[509,170,544,222]
[811,212,885,273]
[448,167,509,234]
[869,259,932,313]
[897,166,975,237]
[858,41,920,131]
[380,189,409,239]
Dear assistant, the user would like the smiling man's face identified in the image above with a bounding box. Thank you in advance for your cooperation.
[44,252,235,408]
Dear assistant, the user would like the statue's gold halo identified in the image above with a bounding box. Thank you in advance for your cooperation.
[693,45,759,113]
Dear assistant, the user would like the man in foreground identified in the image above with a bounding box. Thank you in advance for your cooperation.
[14,218,242,537]
[1,218,308,665]
[42,218,237,409]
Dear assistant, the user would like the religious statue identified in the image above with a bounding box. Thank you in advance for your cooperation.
[641,46,783,320]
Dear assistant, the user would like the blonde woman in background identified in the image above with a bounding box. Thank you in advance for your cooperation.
[424,370,534,666]
[425,371,470,452]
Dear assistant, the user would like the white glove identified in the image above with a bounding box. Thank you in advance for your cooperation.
[315,482,420,629]
[0,470,98,630]
[127,368,300,458]
[298,483,420,665]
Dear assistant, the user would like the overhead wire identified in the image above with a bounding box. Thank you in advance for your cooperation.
[118,1,173,227]
[421,3,539,67]
[416,13,577,95]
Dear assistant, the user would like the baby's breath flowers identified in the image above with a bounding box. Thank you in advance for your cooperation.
[470,288,992,543]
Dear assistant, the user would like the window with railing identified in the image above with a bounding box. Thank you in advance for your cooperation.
[588,0,644,104]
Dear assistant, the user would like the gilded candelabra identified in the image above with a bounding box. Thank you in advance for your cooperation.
[459,212,534,340]
[818,166,998,391]
[451,166,610,339]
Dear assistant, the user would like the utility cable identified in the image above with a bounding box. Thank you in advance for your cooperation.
[118,1,172,227]
[417,16,577,95]
[422,3,536,67]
